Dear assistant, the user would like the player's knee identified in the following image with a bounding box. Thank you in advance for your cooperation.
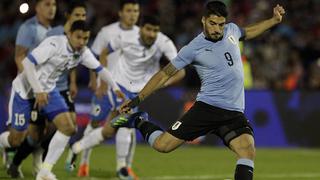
[236,143,256,160]
[58,123,76,136]
[64,126,77,136]
[154,141,174,153]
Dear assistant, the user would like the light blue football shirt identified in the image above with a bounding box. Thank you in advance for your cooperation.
[16,16,51,53]
[171,23,246,112]
[46,25,69,91]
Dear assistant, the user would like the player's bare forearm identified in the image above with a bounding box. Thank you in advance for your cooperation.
[244,18,278,40]
[89,70,97,82]
[69,68,78,98]
[244,4,285,40]
[98,48,109,88]
[163,69,185,87]
[69,68,77,85]
[15,45,28,72]
[138,63,178,101]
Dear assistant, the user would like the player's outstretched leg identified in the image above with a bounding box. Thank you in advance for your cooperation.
[134,114,186,154]
[230,134,255,180]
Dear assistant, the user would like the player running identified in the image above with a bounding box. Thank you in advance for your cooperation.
[0,20,124,180]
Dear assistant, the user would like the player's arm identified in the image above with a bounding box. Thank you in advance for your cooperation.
[163,69,185,87]
[15,45,29,72]
[15,24,34,72]
[22,37,59,108]
[244,5,285,40]
[88,48,109,90]
[22,58,48,109]
[82,49,125,100]
[89,29,107,91]
[121,63,178,112]
[88,70,97,91]
[69,68,78,98]
[94,47,110,98]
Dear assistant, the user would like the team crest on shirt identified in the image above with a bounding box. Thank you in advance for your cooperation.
[171,121,182,130]
[228,35,237,45]
[91,104,101,116]
[31,110,38,122]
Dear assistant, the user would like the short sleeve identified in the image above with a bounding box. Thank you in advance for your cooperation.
[91,29,108,56]
[229,23,246,40]
[80,48,103,72]
[159,35,177,61]
[16,24,34,48]
[171,45,195,70]
[28,37,59,65]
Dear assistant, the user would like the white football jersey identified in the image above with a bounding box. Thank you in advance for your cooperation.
[108,31,177,92]
[91,22,139,68]
[13,35,102,99]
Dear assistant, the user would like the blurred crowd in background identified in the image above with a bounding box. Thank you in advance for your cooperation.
[0,0,319,92]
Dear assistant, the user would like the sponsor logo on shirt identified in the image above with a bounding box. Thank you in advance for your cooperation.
[228,35,237,45]
[171,121,182,130]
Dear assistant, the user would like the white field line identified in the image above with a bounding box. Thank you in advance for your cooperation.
[140,173,320,180]
[66,173,320,180]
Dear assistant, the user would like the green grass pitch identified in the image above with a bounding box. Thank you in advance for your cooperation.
[1,145,319,179]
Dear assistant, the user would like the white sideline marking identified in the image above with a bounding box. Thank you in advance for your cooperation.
[140,173,320,179]
[66,173,320,180]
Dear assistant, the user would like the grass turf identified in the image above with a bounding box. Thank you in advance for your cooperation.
[0,145,319,179]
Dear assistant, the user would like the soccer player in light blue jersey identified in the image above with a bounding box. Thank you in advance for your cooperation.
[119,1,285,180]
[5,0,56,177]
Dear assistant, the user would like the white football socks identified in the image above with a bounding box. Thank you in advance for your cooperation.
[116,127,136,170]
[42,131,70,171]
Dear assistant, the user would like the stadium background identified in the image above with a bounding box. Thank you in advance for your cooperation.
[0,0,320,179]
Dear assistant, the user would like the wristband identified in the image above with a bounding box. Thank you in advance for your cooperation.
[128,96,141,108]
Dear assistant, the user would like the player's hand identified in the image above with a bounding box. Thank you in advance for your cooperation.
[95,84,107,99]
[34,92,49,110]
[119,100,133,114]
[88,79,97,92]
[115,90,126,102]
[69,82,78,99]
[273,4,285,23]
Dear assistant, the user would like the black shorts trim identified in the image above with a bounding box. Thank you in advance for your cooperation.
[167,101,254,146]
[59,90,75,112]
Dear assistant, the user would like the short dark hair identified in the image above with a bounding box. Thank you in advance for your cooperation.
[35,0,46,4]
[66,0,86,14]
[140,15,160,26]
[120,0,139,10]
[35,0,56,5]
[70,20,90,32]
[203,1,228,18]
